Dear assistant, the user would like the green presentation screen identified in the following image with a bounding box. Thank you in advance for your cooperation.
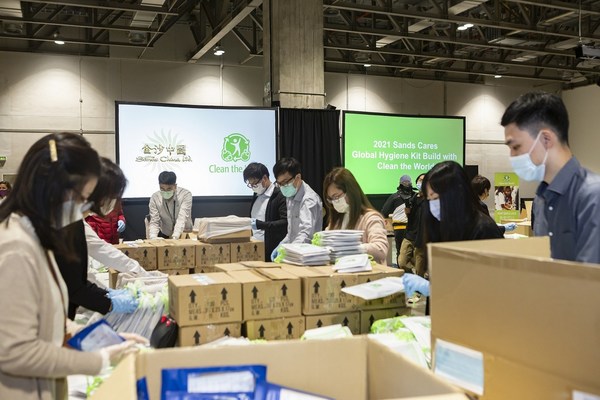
[343,111,465,195]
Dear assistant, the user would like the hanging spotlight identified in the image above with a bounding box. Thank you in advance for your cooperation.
[213,44,225,56]
[457,23,474,31]
[53,31,64,45]
[363,63,372,67]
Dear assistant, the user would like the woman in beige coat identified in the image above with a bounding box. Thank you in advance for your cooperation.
[323,167,389,264]
[0,133,141,400]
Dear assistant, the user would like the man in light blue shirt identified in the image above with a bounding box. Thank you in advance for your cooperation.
[271,157,323,260]
[502,92,600,264]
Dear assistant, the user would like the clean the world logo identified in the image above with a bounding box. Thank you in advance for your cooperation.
[221,133,251,162]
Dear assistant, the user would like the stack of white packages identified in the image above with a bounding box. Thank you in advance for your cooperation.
[279,243,331,266]
[332,253,372,273]
[312,230,365,262]
[195,215,251,239]
[102,273,169,339]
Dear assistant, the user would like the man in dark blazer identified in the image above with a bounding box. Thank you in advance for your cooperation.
[243,162,288,260]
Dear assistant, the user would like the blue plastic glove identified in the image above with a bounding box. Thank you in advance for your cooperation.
[270,247,279,262]
[402,274,430,298]
[106,288,128,298]
[117,220,126,233]
[503,222,517,232]
[110,293,138,313]
[251,218,257,231]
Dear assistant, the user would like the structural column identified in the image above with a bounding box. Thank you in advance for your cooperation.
[263,0,325,109]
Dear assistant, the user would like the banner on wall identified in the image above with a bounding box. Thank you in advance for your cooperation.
[493,172,520,223]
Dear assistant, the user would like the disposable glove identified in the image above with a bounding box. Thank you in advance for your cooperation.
[503,222,517,232]
[98,340,139,369]
[110,293,138,313]
[119,332,150,347]
[106,288,129,299]
[251,218,257,230]
[271,247,279,261]
[402,273,430,298]
[117,220,126,233]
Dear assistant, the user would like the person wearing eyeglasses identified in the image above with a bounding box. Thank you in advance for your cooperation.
[148,171,193,239]
[270,157,323,260]
[323,167,388,264]
[243,162,287,260]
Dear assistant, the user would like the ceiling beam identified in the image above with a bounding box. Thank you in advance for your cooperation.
[23,0,180,15]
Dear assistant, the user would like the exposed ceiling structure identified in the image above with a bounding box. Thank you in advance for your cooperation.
[1,0,600,88]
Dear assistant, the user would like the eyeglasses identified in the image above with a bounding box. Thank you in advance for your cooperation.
[275,175,296,188]
[246,180,261,189]
[326,192,346,203]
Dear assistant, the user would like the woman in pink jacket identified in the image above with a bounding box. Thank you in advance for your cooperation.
[323,167,389,264]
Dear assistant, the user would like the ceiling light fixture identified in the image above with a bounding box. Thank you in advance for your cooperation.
[53,31,64,45]
[457,23,474,31]
[363,63,372,67]
[494,75,502,79]
[213,44,225,56]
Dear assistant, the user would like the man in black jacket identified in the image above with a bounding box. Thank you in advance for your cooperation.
[243,162,288,260]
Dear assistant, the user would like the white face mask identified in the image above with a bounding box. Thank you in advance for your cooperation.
[252,182,267,195]
[332,196,350,214]
[509,132,548,181]
[57,199,88,228]
[429,198,441,221]
[100,199,117,215]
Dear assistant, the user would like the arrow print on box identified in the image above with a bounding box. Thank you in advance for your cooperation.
[287,322,293,335]
[189,290,197,303]
[317,319,323,327]
[259,325,265,338]
[343,317,349,326]
[193,330,201,345]
[221,288,228,301]
[252,286,259,299]
[224,328,230,336]
[281,284,287,296]
[313,282,320,294]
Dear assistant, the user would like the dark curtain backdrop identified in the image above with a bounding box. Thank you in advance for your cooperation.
[279,108,342,199]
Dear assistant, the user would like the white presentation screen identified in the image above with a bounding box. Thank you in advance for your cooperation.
[344,111,465,195]
[116,103,277,198]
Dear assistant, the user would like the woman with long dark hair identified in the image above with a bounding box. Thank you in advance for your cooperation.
[323,167,388,264]
[0,133,142,400]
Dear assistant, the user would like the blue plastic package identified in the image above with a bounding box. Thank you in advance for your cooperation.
[161,365,267,400]
[67,319,124,351]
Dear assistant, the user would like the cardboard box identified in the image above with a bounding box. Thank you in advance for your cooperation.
[228,268,301,320]
[161,268,191,276]
[91,336,464,400]
[199,229,252,243]
[305,311,361,335]
[191,266,219,274]
[244,316,306,340]
[108,268,119,289]
[195,242,231,267]
[429,237,600,398]
[149,239,196,270]
[230,239,266,262]
[177,322,242,347]
[360,307,411,334]
[168,273,242,326]
[213,263,249,273]
[282,265,358,315]
[239,261,286,268]
[500,219,532,236]
[114,242,157,270]
[354,264,406,310]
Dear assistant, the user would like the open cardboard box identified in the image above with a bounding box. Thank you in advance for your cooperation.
[429,236,600,399]
[91,336,465,400]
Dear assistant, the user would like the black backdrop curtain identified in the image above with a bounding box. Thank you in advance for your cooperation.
[278,108,342,199]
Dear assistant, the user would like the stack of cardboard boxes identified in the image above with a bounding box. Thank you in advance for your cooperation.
[168,261,409,346]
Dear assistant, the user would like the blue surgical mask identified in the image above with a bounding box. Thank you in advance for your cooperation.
[416,183,422,191]
[429,198,441,221]
[280,182,297,198]
[509,132,547,181]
